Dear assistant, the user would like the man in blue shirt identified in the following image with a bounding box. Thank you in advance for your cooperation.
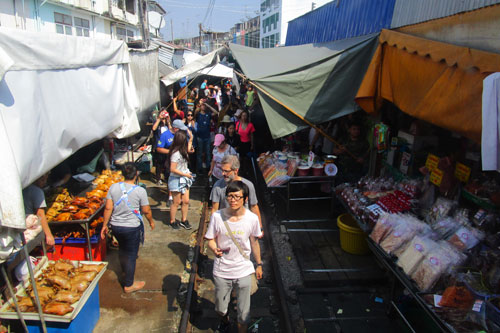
[157,119,188,154]
[195,101,217,173]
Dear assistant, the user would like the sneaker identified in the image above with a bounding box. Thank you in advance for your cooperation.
[170,221,180,230]
[215,320,230,333]
[180,220,192,230]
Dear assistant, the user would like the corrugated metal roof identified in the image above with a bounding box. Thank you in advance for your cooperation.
[391,0,500,27]
[151,38,175,67]
[285,0,395,46]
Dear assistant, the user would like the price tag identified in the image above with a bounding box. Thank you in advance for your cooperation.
[430,168,444,186]
[425,154,439,171]
[455,162,471,183]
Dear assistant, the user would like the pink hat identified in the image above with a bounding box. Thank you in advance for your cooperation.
[214,134,225,146]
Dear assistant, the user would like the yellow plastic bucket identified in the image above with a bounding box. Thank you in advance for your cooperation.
[337,214,370,255]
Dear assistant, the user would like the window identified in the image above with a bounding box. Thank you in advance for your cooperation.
[274,13,279,29]
[117,27,135,42]
[54,12,72,35]
[276,33,280,46]
[270,34,275,48]
[125,0,135,14]
[270,15,275,31]
[74,17,90,37]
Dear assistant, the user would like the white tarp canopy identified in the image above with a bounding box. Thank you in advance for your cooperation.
[0,27,140,229]
[160,48,232,86]
[199,63,233,78]
[129,48,160,112]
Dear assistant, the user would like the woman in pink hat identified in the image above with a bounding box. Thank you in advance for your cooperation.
[208,134,238,184]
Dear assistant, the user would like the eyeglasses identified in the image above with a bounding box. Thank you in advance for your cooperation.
[187,114,193,117]
[226,194,243,201]
[221,168,233,174]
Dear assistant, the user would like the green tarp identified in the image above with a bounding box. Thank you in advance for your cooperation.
[229,34,379,139]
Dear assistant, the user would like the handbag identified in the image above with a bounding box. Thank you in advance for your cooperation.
[221,215,259,295]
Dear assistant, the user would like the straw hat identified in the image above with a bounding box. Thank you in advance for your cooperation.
[221,115,232,123]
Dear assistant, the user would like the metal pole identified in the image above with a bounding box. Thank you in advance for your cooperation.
[1,266,29,332]
[84,223,93,261]
[23,246,47,333]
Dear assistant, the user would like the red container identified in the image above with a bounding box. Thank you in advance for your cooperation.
[297,166,310,176]
[48,237,106,261]
[312,165,324,176]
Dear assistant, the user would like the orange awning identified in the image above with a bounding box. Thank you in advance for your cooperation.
[355,29,500,143]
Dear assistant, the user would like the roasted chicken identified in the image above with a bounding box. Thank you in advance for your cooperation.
[43,302,73,316]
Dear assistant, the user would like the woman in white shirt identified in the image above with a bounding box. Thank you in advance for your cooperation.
[168,130,194,230]
[208,134,238,184]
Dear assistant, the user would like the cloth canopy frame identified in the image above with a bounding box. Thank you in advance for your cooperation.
[355,29,500,143]
[229,34,379,139]
[0,27,141,229]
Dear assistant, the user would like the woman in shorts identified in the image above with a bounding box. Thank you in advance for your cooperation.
[168,130,194,230]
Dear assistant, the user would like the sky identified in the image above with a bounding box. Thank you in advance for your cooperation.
[158,0,260,40]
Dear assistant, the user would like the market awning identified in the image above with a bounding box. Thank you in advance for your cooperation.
[160,48,223,86]
[0,27,140,229]
[229,34,379,139]
[355,29,500,143]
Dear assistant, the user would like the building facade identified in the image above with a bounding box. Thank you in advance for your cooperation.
[0,0,155,42]
[259,0,331,48]
[230,16,260,48]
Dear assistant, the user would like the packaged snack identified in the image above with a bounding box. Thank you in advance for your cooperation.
[370,213,399,244]
[379,215,428,255]
[431,217,461,240]
[447,226,484,251]
[397,236,438,275]
[412,242,465,291]
[426,197,456,225]
[438,286,475,309]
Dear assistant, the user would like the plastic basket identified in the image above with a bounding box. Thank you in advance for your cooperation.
[337,213,370,255]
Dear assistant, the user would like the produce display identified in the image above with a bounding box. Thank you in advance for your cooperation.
[1,259,106,318]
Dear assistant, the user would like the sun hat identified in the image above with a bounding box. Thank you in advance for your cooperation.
[221,115,232,123]
[234,109,243,117]
[172,119,188,131]
[214,134,225,146]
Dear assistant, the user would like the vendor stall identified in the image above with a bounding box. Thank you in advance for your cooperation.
[325,29,500,331]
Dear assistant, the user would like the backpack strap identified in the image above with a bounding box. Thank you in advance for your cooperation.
[114,182,143,223]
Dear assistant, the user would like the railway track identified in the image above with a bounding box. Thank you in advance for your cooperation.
[178,167,293,333]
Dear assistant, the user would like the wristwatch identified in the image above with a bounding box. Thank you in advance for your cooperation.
[256,263,263,267]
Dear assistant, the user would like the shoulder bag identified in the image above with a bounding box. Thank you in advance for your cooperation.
[221,212,259,295]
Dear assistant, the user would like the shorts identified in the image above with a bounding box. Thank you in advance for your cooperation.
[213,274,252,324]
[168,175,192,193]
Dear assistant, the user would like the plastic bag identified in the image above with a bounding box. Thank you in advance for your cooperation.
[380,214,430,255]
[426,197,456,225]
[370,213,399,244]
[397,236,438,275]
[438,286,475,309]
[411,241,465,291]
[447,226,484,251]
[431,217,461,240]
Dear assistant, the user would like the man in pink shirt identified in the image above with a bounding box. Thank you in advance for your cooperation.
[205,180,263,333]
